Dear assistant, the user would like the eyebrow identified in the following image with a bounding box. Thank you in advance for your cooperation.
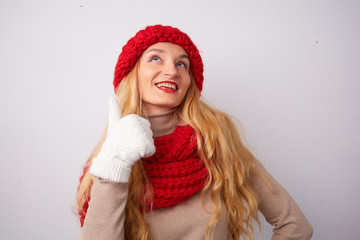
[145,48,189,60]
[145,48,165,54]
[179,54,189,60]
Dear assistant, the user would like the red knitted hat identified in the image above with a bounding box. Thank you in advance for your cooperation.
[113,25,204,92]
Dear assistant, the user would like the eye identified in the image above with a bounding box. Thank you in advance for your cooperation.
[150,56,161,62]
[176,61,188,69]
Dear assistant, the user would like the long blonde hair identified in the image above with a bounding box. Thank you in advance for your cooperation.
[76,61,263,240]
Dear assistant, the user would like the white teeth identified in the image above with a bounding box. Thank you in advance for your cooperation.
[155,82,177,90]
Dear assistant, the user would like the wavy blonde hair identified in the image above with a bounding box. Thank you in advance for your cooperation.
[76,61,264,240]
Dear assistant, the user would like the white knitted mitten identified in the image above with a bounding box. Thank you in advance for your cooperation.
[90,97,156,182]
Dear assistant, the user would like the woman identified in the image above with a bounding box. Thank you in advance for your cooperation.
[76,25,313,240]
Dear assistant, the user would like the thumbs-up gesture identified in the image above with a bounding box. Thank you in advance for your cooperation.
[90,97,156,182]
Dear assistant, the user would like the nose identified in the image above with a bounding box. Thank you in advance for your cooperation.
[162,62,178,78]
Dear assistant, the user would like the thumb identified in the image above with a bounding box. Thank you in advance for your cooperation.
[108,96,122,127]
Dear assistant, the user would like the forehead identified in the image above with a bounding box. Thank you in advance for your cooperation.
[144,42,188,56]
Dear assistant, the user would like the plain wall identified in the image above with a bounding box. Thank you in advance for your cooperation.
[0,0,359,239]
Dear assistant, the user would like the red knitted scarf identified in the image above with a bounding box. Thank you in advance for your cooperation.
[142,125,209,210]
[78,125,208,226]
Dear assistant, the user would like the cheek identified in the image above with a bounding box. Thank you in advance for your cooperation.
[139,69,154,90]
[138,76,151,100]
[183,75,191,91]
[139,80,152,101]
[179,77,191,101]
[138,64,153,81]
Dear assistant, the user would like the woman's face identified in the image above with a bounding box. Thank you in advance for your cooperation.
[138,42,191,114]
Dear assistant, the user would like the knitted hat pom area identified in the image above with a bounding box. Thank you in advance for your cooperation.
[113,25,204,93]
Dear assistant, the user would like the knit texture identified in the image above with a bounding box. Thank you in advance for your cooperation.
[77,125,208,226]
[113,25,204,92]
[90,111,156,183]
[142,125,209,210]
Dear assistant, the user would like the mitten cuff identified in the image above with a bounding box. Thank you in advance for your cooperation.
[90,157,131,183]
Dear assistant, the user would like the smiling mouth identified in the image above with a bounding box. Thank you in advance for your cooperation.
[155,82,178,90]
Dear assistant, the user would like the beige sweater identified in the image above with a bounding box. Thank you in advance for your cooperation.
[79,110,313,240]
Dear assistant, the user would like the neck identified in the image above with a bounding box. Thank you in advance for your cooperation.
[147,108,177,138]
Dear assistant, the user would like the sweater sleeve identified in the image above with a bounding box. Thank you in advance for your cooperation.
[250,159,313,240]
[79,177,128,240]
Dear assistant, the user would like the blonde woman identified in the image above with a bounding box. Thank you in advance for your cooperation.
[76,25,313,240]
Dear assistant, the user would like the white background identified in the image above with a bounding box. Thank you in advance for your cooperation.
[1,0,359,239]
